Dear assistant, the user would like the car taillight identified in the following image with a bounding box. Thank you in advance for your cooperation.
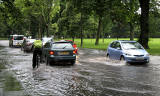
[49,51,54,55]
[73,50,76,54]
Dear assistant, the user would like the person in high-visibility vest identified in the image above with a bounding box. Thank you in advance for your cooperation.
[32,39,42,69]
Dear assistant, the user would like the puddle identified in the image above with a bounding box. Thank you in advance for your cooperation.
[0,47,29,96]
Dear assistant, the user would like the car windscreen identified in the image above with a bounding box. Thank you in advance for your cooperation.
[14,36,24,40]
[65,41,73,45]
[43,38,52,42]
[52,43,73,49]
[121,42,143,50]
[27,39,35,43]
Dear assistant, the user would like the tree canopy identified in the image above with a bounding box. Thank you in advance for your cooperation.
[0,0,160,48]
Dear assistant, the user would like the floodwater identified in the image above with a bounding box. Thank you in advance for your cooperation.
[1,40,160,96]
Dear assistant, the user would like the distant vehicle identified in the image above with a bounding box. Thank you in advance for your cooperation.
[65,40,78,54]
[9,35,24,47]
[42,37,53,46]
[21,38,36,52]
[42,41,76,65]
[106,40,150,63]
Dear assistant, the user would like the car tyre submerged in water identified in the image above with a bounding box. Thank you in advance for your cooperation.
[71,60,75,65]
[106,54,110,60]
[120,56,125,61]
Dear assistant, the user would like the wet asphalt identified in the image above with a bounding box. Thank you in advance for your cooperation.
[0,40,160,96]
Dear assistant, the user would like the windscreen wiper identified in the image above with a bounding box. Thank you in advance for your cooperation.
[62,46,68,49]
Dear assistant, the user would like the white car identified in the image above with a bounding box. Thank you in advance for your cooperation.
[9,35,24,47]
[42,37,53,46]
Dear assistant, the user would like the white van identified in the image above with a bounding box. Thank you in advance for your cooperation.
[9,35,24,47]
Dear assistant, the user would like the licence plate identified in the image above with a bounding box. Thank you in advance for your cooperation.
[58,52,69,55]
[136,57,144,60]
[16,43,20,45]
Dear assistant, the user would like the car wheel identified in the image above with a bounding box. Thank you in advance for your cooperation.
[106,54,110,60]
[23,49,26,52]
[71,60,75,65]
[120,56,125,61]
[31,46,34,52]
[21,47,24,51]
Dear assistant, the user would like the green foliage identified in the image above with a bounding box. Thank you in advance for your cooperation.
[0,0,160,49]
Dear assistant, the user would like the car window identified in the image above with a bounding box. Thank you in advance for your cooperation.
[65,41,73,45]
[44,43,50,48]
[14,36,24,40]
[115,42,121,49]
[28,39,35,43]
[121,42,143,50]
[110,42,116,48]
[52,43,73,49]
[42,38,52,42]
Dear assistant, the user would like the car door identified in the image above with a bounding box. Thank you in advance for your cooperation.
[108,42,116,59]
[114,42,122,60]
[42,42,50,59]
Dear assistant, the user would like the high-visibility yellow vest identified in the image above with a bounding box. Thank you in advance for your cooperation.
[34,40,42,48]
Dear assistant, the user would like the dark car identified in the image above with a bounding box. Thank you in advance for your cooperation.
[42,41,76,65]
[21,38,36,52]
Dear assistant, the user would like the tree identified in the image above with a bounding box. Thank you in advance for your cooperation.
[70,0,94,47]
[138,0,150,49]
[123,0,139,40]
[94,0,110,45]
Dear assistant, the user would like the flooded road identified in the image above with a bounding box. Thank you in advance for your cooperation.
[1,40,160,96]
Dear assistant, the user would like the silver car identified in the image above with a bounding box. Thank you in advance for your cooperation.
[21,39,36,52]
[106,40,150,63]
[42,37,53,46]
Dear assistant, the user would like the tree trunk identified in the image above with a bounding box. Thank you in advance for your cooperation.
[39,23,41,39]
[95,16,102,45]
[103,25,105,43]
[72,37,74,42]
[129,22,134,40]
[80,13,83,48]
[46,24,49,37]
[138,0,150,49]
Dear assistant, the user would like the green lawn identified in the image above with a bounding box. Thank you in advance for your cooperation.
[71,38,160,56]
[0,38,8,40]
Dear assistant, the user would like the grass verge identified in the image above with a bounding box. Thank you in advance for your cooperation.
[56,38,160,56]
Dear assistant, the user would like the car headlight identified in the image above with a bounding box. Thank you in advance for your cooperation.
[146,53,149,56]
[125,53,132,56]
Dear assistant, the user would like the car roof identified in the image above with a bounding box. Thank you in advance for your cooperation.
[27,38,35,40]
[65,40,73,42]
[112,40,137,43]
[10,35,24,36]
[54,41,70,43]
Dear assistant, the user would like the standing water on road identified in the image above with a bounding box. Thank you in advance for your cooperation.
[1,40,160,96]
[0,46,29,96]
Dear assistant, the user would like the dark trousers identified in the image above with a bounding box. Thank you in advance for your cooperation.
[32,48,42,68]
